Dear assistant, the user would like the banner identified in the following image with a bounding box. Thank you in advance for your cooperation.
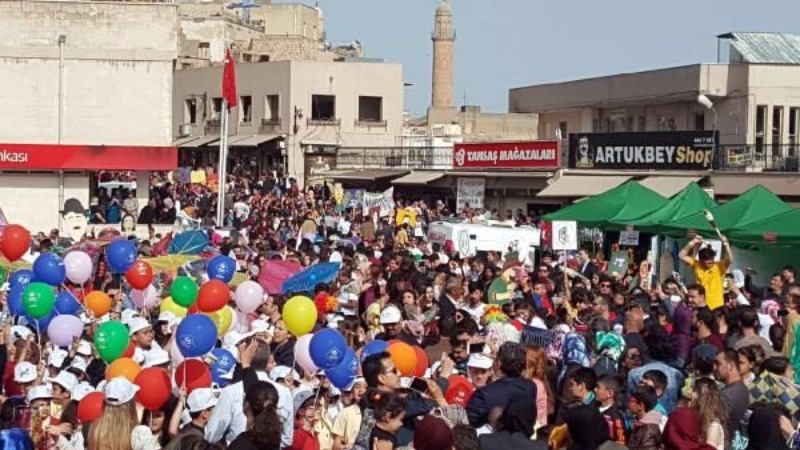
[609,251,629,276]
[568,131,717,170]
[341,189,364,209]
[456,178,485,210]
[0,143,176,170]
[363,187,394,217]
[453,140,560,170]
[551,221,577,251]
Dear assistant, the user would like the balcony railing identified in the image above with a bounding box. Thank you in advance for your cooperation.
[717,144,800,172]
[307,117,340,127]
[336,147,454,170]
[355,119,388,128]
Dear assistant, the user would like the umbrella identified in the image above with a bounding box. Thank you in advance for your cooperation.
[259,260,303,295]
[281,262,341,294]
[169,230,209,255]
[142,255,201,272]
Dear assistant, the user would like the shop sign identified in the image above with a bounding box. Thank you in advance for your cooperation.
[0,143,177,171]
[568,131,717,170]
[452,140,560,170]
[456,178,485,210]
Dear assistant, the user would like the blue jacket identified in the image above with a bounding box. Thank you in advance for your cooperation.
[465,376,538,428]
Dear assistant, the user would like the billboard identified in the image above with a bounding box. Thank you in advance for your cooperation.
[452,140,560,170]
[568,131,717,170]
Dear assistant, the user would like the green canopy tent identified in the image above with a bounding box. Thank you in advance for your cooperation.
[660,185,792,238]
[614,182,717,234]
[726,208,800,245]
[543,181,668,228]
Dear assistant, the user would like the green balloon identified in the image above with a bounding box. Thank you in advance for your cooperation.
[22,282,55,319]
[94,320,129,363]
[171,276,199,307]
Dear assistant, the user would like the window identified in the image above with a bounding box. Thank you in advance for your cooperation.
[211,97,223,120]
[265,95,280,122]
[637,116,646,131]
[789,107,799,156]
[694,112,705,131]
[240,95,253,124]
[358,96,383,122]
[198,42,210,59]
[756,105,767,154]
[311,95,336,121]
[558,121,567,139]
[625,116,634,132]
[184,98,198,124]
[772,106,783,158]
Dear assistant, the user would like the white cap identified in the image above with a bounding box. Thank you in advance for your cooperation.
[71,382,95,402]
[379,306,402,325]
[223,330,255,348]
[142,348,170,368]
[293,388,315,413]
[186,387,219,413]
[70,356,88,374]
[48,349,68,369]
[121,309,141,326]
[128,317,152,336]
[467,353,493,370]
[14,362,37,383]
[76,340,93,357]
[48,371,79,392]
[27,384,52,402]
[269,365,299,383]
[250,320,272,334]
[104,376,140,406]
[10,326,32,343]
[157,311,177,327]
[343,377,366,392]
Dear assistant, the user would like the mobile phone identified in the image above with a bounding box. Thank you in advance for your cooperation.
[468,342,485,354]
[410,377,429,393]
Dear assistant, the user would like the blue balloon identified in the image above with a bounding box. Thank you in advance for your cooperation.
[7,283,25,316]
[55,291,80,315]
[360,340,389,362]
[32,253,65,286]
[0,428,34,450]
[9,269,33,288]
[176,314,217,357]
[207,255,235,283]
[325,348,358,389]
[27,309,56,332]
[309,328,347,369]
[107,239,137,274]
[209,348,236,386]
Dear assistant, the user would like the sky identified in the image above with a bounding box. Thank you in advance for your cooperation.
[277,0,800,115]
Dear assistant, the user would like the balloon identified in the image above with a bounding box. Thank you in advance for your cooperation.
[123,340,136,359]
[170,277,198,308]
[47,315,84,347]
[64,251,93,285]
[125,260,154,290]
[106,239,137,274]
[309,329,347,369]
[283,296,317,336]
[160,296,187,318]
[106,357,141,382]
[94,321,130,363]
[85,291,112,317]
[207,255,235,283]
[22,282,55,319]
[360,340,389,362]
[174,359,212,393]
[209,348,237,386]
[1,225,30,262]
[7,283,25,316]
[175,314,217,357]
[77,391,104,423]
[387,341,417,377]
[444,375,475,407]
[31,310,56,332]
[234,281,264,314]
[197,280,229,313]
[411,345,429,378]
[32,253,65,286]
[9,269,33,288]
[294,334,319,374]
[130,285,159,310]
[325,348,359,389]
[55,291,81,315]
[135,367,172,410]
[206,306,233,336]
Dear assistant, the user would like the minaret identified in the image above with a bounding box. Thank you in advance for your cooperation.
[431,0,455,109]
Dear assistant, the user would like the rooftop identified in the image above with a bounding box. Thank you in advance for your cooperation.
[719,32,800,64]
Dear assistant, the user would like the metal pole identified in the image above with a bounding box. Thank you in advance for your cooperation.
[58,35,66,229]
[216,100,228,226]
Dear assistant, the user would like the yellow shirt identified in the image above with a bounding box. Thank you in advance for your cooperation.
[690,257,730,310]
[331,404,362,446]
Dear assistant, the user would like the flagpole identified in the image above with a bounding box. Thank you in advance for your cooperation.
[216,99,228,227]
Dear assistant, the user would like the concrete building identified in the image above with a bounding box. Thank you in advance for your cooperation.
[0,0,178,233]
[173,60,404,185]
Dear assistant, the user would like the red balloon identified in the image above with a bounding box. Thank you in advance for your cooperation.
[188,303,200,314]
[197,280,229,313]
[1,225,30,262]
[77,391,105,423]
[135,367,172,410]
[411,345,429,378]
[122,340,136,358]
[125,260,154,290]
[174,359,212,393]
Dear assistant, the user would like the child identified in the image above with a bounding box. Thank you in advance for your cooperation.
[595,374,627,445]
[626,387,663,450]
[565,367,597,405]
[640,370,669,431]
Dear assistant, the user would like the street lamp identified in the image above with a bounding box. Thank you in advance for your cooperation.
[698,94,719,167]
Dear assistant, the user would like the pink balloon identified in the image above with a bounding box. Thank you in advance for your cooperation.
[170,338,185,366]
[47,315,84,347]
[64,251,92,285]
[235,281,264,314]
[131,285,159,309]
[294,334,318,374]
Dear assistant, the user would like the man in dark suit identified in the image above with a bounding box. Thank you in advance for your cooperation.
[578,248,597,280]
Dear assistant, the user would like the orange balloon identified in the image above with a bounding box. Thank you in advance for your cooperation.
[411,345,428,377]
[86,291,112,317]
[106,357,141,382]
[387,341,417,377]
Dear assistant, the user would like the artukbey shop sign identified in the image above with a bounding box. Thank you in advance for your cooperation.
[568,131,717,170]
[452,140,560,170]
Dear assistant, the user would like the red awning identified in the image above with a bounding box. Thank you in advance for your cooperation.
[0,144,177,171]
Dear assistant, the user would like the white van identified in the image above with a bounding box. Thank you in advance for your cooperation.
[427,220,541,267]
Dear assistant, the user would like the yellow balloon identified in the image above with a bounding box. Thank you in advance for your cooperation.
[159,296,187,318]
[283,296,317,336]
[206,306,234,335]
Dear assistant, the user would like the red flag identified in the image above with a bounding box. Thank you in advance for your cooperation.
[222,49,237,109]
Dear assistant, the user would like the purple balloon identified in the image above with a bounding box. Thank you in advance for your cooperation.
[47,315,84,347]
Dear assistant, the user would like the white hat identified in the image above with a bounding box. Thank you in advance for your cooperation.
[71,382,95,402]
[467,353,493,370]
[10,326,32,343]
[293,388,315,413]
[379,306,402,325]
[223,330,255,348]
[104,376,140,406]
[269,366,299,383]
[121,309,141,326]
[76,340,93,357]
[186,387,219,413]
[343,377,366,392]
[157,311,177,327]
[14,362,37,383]
[27,384,52,402]
[70,356,88,374]
[142,348,170,368]
[48,349,68,369]
[48,371,79,392]
[250,320,272,335]
[128,317,152,336]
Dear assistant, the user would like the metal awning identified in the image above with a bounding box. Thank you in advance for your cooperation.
[537,175,632,198]
[332,169,409,182]
[180,136,220,148]
[446,171,552,179]
[229,134,281,146]
[638,176,702,198]
[392,171,446,185]
[173,136,198,146]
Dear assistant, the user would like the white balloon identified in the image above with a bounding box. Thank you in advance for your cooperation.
[64,251,92,285]
[234,281,264,314]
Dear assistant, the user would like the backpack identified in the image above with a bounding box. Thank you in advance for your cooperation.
[352,408,376,450]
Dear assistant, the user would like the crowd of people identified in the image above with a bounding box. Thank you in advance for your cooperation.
[2,168,800,450]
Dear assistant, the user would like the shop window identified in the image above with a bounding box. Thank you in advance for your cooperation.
[240,95,253,124]
[358,96,383,122]
[311,95,336,121]
[184,98,197,124]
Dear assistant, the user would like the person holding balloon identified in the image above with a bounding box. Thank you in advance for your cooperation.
[85,377,159,450]
[128,317,162,365]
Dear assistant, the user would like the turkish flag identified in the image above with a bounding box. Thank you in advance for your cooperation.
[222,49,238,109]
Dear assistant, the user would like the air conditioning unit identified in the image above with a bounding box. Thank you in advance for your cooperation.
[179,124,193,137]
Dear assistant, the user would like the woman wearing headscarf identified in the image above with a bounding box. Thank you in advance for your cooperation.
[663,407,715,450]
[746,404,791,450]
